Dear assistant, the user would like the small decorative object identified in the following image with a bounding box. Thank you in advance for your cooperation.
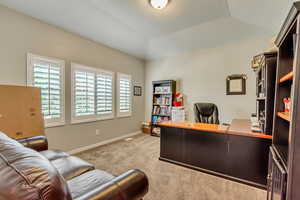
[141,122,151,134]
[134,86,142,96]
[251,55,261,70]
[283,97,291,114]
[173,93,183,107]
[226,74,247,95]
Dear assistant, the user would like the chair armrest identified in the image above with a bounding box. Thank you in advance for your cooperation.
[75,169,149,200]
[17,136,48,151]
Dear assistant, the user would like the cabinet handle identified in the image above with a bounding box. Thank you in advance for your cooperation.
[227,141,230,153]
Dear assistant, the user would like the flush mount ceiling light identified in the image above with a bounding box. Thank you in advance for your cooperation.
[149,0,169,9]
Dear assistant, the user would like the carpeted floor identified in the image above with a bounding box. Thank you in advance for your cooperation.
[77,134,266,200]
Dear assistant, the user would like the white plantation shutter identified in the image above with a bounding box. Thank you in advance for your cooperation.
[117,73,132,117]
[96,73,113,116]
[119,78,131,112]
[27,54,65,127]
[74,71,95,116]
[71,63,114,123]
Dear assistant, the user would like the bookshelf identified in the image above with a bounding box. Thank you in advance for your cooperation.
[252,52,277,134]
[151,80,176,136]
[269,2,300,199]
[272,16,296,170]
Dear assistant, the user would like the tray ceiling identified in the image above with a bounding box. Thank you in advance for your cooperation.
[0,0,295,60]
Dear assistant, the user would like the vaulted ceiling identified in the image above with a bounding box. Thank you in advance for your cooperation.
[0,0,295,60]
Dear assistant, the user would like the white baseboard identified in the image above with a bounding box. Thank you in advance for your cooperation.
[67,131,142,155]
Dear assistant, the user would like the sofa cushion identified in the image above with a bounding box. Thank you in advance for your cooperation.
[41,149,69,161]
[51,156,95,180]
[67,170,115,199]
[0,132,72,200]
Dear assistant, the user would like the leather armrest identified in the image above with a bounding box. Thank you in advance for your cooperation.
[75,169,149,200]
[17,136,48,151]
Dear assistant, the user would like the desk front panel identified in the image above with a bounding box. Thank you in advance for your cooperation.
[159,124,271,188]
[228,134,271,186]
[184,129,228,175]
[160,127,184,162]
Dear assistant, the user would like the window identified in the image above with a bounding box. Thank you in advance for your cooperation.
[71,63,114,124]
[27,53,65,127]
[117,73,132,117]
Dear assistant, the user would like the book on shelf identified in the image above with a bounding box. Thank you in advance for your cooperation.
[154,86,171,94]
[152,106,171,116]
[153,96,171,105]
[152,115,170,123]
[153,106,160,115]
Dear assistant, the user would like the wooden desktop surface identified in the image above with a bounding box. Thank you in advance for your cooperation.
[158,119,273,140]
[228,119,272,139]
[158,121,228,134]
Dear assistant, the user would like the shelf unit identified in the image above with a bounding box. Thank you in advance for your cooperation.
[268,3,300,199]
[272,15,296,170]
[252,52,277,135]
[151,80,176,137]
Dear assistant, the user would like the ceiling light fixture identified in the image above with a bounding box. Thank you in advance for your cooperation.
[149,0,169,10]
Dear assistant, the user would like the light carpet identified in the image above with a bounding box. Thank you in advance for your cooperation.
[76,134,266,200]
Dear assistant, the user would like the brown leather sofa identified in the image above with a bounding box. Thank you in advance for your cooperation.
[0,132,149,200]
[17,135,49,151]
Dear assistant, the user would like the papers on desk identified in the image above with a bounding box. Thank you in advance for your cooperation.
[171,107,186,122]
[250,116,262,132]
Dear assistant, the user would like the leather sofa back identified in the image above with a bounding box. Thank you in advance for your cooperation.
[0,132,72,200]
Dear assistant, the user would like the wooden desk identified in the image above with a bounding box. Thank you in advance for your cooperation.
[158,119,272,189]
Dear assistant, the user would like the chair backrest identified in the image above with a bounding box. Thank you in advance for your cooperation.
[194,103,220,124]
[0,132,72,200]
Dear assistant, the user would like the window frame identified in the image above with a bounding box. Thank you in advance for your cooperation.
[117,72,132,118]
[27,53,66,128]
[71,63,115,124]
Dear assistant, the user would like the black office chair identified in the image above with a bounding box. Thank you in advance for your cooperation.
[194,103,220,124]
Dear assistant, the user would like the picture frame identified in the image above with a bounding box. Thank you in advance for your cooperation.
[226,74,247,95]
[134,86,142,96]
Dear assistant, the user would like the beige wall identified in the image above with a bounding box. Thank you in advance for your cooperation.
[0,5,145,151]
[145,37,270,123]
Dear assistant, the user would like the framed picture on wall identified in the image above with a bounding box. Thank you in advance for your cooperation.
[134,86,142,96]
[226,74,247,95]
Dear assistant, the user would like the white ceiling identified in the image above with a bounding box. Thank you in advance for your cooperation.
[0,0,295,60]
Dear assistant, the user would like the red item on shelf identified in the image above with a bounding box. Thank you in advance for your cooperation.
[283,98,291,113]
[173,101,182,107]
[173,93,183,107]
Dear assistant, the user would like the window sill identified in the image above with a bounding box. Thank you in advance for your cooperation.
[71,116,114,125]
[45,121,66,128]
[117,113,132,118]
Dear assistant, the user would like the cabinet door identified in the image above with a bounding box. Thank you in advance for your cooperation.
[268,147,287,200]
[160,127,184,162]
[228,135,271,186]
[184,129,228,175]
